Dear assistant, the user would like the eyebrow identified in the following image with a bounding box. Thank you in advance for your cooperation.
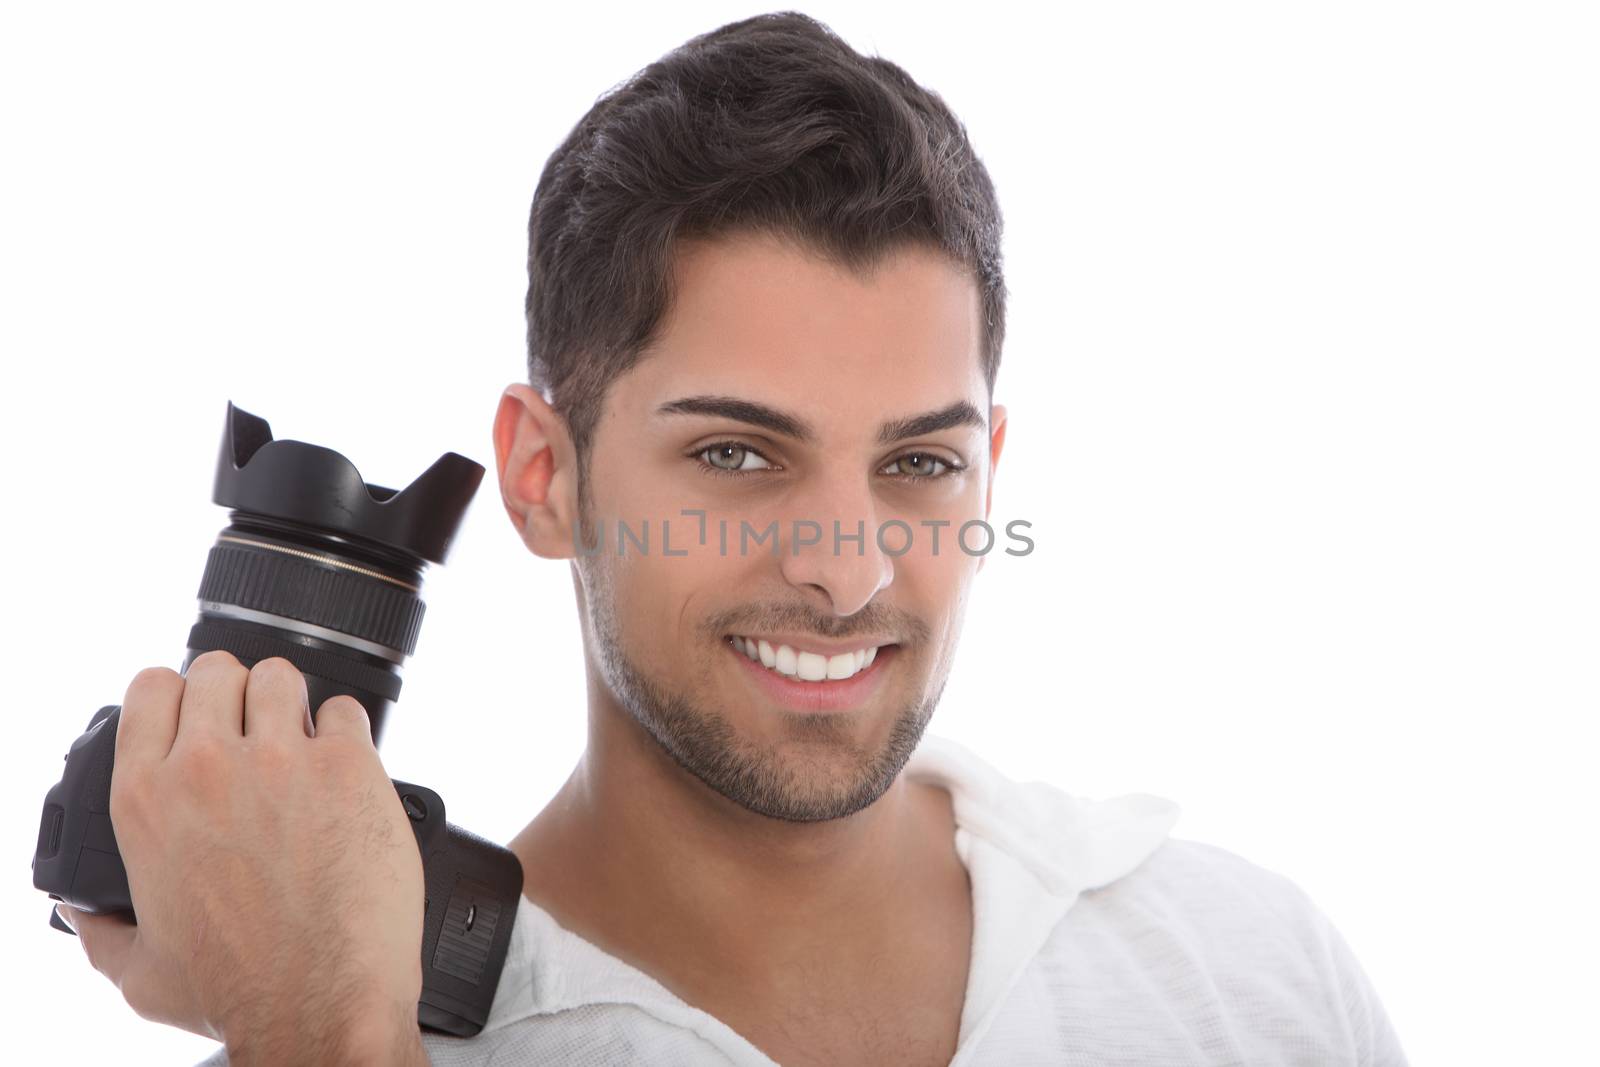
[654,395,987,446]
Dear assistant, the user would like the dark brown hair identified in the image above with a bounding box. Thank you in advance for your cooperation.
[525,11,1006,503]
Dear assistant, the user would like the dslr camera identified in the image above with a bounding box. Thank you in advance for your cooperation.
[31,402,523,1037]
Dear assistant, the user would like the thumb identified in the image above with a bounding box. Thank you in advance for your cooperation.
[59,905,138,983]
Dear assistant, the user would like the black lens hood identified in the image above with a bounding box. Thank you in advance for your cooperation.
[212,401,485,566]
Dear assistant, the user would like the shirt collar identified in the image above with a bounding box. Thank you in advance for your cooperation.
[904,735,1180,1057]
[478,733,1180,1062]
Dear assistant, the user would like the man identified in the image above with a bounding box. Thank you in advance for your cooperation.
[62,12,1407,1065]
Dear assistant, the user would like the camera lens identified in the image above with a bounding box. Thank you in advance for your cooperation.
[182,403,483,742]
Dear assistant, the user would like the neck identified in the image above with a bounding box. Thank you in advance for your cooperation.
[510,687,959,987]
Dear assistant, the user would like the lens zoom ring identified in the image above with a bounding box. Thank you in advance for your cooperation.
[198,543,426,656]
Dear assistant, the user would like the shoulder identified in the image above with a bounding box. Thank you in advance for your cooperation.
[1073,836,1354,988]
[1112,836,1325,920]
[1055,837,1408,1065]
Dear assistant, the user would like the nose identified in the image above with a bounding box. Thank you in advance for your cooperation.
[776,473,894,616]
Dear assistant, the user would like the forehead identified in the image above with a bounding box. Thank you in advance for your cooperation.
[612,231,987,431]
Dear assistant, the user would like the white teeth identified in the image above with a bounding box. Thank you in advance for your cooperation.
[796,651,827,681]
[732,636,884,683]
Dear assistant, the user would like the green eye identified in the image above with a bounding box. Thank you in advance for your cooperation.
[883,452,954,478]
[698,442,775,475]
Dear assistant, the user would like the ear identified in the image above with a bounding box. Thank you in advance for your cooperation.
[493,383,581,559]
[977,402,1008,573]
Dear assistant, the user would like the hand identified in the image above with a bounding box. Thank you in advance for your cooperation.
[59,651,428,1065]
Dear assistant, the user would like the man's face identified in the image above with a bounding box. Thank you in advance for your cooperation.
[576,231,1004,822]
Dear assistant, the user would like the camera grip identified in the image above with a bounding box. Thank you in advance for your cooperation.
[33,705,524,1036]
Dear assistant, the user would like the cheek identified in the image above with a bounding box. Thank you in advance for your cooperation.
[892,519,983,582]
[893,541,978,658]
[608,552,723,665]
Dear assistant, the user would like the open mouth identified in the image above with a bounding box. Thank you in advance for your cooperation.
[723,634,896,684]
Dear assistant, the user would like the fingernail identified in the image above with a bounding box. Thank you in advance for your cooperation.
[54,903,77,933]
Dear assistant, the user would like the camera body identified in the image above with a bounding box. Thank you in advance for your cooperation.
[31,402,524,1037]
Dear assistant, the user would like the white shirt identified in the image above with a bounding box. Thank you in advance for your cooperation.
[199,735,1407,1065]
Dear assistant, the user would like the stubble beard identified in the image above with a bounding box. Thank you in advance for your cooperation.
[581,554,941,823]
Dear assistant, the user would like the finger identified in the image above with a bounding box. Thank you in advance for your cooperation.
[243,657,313,741]
[313,694,375,746]
[62,906,138,984]
[175,649,250,742]
[115,667,184,769]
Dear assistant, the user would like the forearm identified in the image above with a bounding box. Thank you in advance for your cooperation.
[225,996,429,1067]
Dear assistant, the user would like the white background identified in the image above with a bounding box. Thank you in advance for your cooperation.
[3,2,1595,1063]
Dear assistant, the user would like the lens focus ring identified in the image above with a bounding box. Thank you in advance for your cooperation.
[197,542,426,656]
